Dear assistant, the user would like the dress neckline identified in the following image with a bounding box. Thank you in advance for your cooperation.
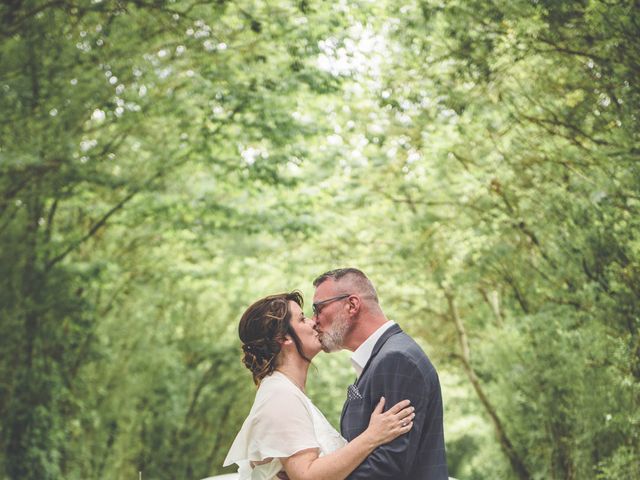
[273,370,307,395]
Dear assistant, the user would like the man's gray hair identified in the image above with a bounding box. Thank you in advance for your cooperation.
[313,268,379,303]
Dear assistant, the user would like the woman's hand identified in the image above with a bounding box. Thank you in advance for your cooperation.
[364,397,415,447]
[281,398,414,480]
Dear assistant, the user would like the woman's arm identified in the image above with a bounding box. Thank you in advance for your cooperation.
[280,397,414,480]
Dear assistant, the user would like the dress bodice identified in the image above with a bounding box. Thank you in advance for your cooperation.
[223,372,347,479]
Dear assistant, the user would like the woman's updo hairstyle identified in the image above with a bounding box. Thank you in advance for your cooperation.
[239,291,311,385]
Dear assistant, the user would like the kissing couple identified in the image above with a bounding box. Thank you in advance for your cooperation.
[223,268,449,479]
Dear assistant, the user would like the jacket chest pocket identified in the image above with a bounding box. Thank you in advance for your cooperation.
[341,384,371,440]
[346,383,364,401]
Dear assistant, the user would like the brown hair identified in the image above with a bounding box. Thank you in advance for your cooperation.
[239,291,311,384]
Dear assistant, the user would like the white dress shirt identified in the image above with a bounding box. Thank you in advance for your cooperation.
[351,320,396,377]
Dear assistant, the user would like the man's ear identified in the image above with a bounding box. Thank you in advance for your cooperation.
[347,295,361,315]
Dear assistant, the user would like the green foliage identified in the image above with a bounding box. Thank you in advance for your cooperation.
[1,0,638,479]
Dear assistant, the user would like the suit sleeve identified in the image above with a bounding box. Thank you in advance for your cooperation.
[346,350,432,479]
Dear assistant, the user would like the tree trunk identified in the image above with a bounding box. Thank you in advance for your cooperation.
[445,290,532,480]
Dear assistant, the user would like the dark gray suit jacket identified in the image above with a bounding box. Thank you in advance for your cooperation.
[340,324,448,479]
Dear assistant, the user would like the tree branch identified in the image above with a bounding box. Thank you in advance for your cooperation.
[44,188,138,271]
[478,287,504,326]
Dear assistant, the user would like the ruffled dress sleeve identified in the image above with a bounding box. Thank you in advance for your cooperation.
[223,372,321,479]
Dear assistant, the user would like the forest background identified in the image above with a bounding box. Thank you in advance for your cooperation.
[1,0,638,479]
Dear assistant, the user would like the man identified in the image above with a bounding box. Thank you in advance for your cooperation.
[312,268,448,479]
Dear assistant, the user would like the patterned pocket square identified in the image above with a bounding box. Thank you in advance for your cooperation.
[347,383,363,401]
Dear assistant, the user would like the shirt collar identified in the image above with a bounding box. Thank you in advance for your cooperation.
[351,320,396,377]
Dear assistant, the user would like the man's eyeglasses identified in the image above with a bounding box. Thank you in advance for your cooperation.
[312,294,351,316]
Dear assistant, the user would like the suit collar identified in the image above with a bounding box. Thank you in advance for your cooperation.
[356,323,403,385]
[340,323,404,429]
[351,321,396,376]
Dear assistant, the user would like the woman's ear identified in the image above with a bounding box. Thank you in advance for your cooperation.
[278,335,293,346]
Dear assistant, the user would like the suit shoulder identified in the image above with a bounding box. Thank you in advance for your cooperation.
[377,333,438,376]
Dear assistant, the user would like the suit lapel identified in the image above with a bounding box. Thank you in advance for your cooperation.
[339,377,357,430]
[340,324,404,431]
[355,324,403,386]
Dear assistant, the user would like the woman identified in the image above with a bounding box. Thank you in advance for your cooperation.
[223,292,415,480]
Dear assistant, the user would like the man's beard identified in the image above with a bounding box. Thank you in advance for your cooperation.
[320,312,350,352]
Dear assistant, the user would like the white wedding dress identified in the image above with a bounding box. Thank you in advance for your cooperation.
[223,371,347,479]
